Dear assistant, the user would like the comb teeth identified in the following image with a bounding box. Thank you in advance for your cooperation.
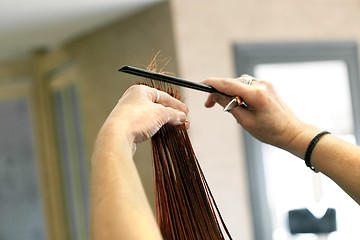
[124,54,182,99]
[145,59,182,100]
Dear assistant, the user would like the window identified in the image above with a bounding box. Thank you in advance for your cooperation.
[48,62,89,240]
[0,84,46,240]
[234,42,360,240]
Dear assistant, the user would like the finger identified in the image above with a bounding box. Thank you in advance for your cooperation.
[184,120,191,130]
[202,78,252,99]
[151,88,189,114]
[204,93,229,108]
[165,108,187,125]
[204,95,217,108]
[204,91,253,127]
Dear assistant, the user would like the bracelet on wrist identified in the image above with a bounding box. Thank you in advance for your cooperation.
[304,131,331,171]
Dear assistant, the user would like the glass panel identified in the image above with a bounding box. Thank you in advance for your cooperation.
[0,99,46,240]
[254,61,360,239]
[53,85,89,240]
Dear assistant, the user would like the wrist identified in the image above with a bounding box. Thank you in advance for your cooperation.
[282,122,322,160]
[93,120,135,161]
[304,131,331,171]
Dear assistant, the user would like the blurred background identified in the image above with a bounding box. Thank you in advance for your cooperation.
[1,0,360,239]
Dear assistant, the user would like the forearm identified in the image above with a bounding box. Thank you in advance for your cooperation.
[311,134,360,204]
[90,124,162,240]
[202,78,360,203]
[286,123,360,204]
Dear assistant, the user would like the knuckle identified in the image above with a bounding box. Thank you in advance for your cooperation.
[262,80,274,89]
[125,85,142,96]
[253,87,265,97]
[127,84,139,92]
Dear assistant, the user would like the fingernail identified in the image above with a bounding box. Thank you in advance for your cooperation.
[185,107,189,114]
[180,114,186,123]
[184,120,191,129]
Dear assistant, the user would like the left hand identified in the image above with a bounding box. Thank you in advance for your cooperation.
[103,85,189,150]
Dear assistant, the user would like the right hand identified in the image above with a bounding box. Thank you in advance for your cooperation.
[202,77,305,149]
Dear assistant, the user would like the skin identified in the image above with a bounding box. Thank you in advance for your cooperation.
[91,85,189,240]
[91,77,360,239]
[202,76,360,204]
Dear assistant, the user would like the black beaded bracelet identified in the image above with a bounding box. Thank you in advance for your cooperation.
[304,131,331,171]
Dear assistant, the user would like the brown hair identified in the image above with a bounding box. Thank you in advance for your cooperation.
[143,55,232,240]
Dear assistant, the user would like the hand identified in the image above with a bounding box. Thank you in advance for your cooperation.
[202,77,304,149]
[102,85,189,152]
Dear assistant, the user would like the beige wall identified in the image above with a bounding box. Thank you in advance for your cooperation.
[65,1,179,209]
[171,0,360,239]
[0,59,31,81]
[0,2,178,239]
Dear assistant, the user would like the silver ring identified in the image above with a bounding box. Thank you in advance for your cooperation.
[239,76,256,85]
[154,88,160,103]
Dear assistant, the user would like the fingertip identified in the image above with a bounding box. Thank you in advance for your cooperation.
[167,110,187,126]
[204,93,221,108]
[180,112,187,123]
[184,120,191,130]
[204,98,216,108]
[184,105,190,115]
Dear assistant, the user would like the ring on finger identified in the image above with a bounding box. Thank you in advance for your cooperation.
[154,88,160,103]
[238,75,256,85]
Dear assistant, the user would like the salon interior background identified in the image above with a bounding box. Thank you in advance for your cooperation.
[1,0,360,239]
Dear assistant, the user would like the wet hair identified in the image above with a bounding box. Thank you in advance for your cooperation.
[143,54,232,239]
